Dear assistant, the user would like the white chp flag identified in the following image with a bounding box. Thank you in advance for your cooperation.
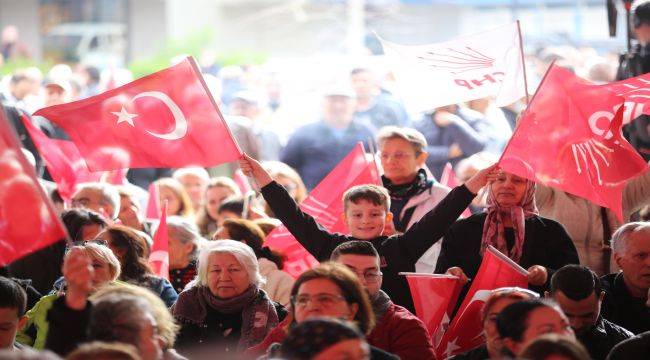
[380,22,526,112]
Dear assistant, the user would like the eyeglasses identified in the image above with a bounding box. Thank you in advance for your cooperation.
[378,151,416,161]
[72,239,109,247]
[292,293,347,308]
[344,266,383,284]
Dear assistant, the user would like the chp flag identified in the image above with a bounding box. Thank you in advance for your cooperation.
[32,56,241,171]
[380,22,527,112]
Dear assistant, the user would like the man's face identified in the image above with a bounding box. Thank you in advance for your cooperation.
[615,228,650,298]
[552,290,602,335]
[635,23,650,45]
[323,95,356,128]
[9,79,35,100]
[343,199,392,240]
[350,71,377,100]
[336,254,382,297]
[0,308,27,350]
[72,188,113,219]
[44,85,67,106]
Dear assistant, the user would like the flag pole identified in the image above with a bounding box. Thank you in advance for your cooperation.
[516,20,531,105]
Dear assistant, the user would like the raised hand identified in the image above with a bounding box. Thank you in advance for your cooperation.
[446,266,470,285]
[62,247,94,310]
[527,265,548,287]
[238,153,273,188]
[464,163,500,194]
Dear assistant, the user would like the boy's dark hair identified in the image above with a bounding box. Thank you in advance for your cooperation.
[331,241,379,261]
[342,185,390,213]
[496,298,561,343]
[549,264,601,301]
[0,276,27,316]
[634,1,650,28]
[217,195,244,217]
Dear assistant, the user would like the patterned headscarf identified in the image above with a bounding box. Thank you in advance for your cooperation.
[480,172,538,262]
[281,318,365,360]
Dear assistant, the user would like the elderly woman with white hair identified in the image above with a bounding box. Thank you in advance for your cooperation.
[172,240,287,354]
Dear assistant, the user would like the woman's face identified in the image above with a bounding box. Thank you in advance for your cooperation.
[275,175,299,200]
[483,297,521,354]
[313,339,370,360]
[206,186,235,221]
[118,195,142,230]
[206,252,251,299]
[89,255,113,289]
[293,278,358,324]
[177,174,207,209]
[508,306,574,356]
[168,230,193,269]
[158,186,182,216]
[490,172,528,208]
[379,138,426,185]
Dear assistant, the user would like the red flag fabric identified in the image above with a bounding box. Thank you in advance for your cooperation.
[33,57,241,171]
[403,273,463,348]
[436,246,529,359]
[441,162,472,218]
[0,107,68,265]
[500,65,648,221]
[145,182,160,221]
[265,142,381,278]
[149,201,169,280]
[20,114,104,200]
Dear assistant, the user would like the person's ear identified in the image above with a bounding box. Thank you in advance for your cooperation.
[614,253,624,269]
[416,151,428,166]
[544,290,550,298]
[342,211,349,225]
[599,291,605,302]
[385,211,393,223]
[17,315,28,331]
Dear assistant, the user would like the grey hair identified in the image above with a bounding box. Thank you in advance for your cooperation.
[376,126,428,154]
[76,182,121,219]
[190,239,265,290]
[612,221,650,255]
[89,293,155,351]
[166,216,203,260]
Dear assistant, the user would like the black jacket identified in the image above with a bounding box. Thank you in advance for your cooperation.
[601,272,650,335]
[607,330,650,360]
[434,212,579,292]
[261,181,475,312]
[577,316,634,360]
[45,296,92,356]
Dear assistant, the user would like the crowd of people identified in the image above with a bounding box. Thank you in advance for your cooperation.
[1,10,650,360]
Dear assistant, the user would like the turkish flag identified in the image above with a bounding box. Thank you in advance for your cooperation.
[403,273,463,348]
[265,142,381,278]
[145,182,160,221]
[500,65,648,221]
[0,106,68,265]
[20,113,105,200]
[436,246,529,359]
[33,57,241,171]
[149,201,169,280]
[441,162,472,218]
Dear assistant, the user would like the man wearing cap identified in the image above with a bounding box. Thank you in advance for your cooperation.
[280,84,375,189]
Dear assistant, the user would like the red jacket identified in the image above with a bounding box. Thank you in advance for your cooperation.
[245,318,289,357]
[368,303,436,360]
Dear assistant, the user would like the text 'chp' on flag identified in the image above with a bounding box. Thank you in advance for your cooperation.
[265,142,381,278]
[436,246,529,359]
[379,22,526,112]
[0,105,68,265]
[32,56,241,171]
[499,65,649,222]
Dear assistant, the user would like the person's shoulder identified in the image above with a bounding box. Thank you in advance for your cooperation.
[601,317,635,338]
[370,345,400,360]
[386,303,426,325]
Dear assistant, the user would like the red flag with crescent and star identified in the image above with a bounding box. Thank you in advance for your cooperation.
[33,57,241,171]
[499,65,649,221]
[436,246,529,359]
[149,201,169,280]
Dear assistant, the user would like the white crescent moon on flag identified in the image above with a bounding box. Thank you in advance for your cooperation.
[133,91,188,140]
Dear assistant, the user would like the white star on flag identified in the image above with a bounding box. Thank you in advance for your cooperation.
[444,338,462,358]
[112,106,138,127]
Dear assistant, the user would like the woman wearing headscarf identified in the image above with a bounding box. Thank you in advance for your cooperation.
[435,169,579,290]
[171,240,286,354]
